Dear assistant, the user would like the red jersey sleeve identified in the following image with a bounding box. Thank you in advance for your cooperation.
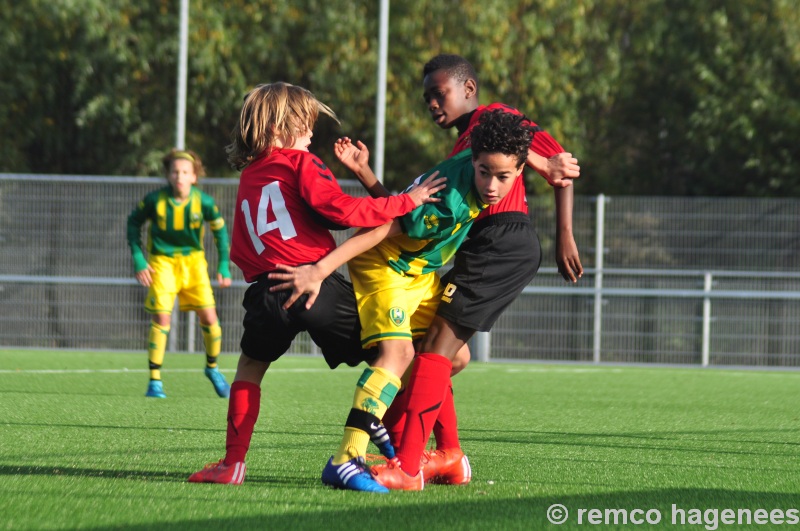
[295,153,416,227]
[526,122,564,159]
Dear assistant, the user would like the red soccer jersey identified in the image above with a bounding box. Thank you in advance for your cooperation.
[231,148,416,282]
[449,103,564,219]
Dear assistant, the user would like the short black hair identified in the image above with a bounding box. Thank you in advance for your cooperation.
[422,54,479,90]
[470,110,533,167]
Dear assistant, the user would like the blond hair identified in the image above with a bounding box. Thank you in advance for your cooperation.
[226,82,339,170]
[162,148,206,178]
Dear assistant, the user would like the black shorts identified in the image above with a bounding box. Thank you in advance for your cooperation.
[240,271,377,369]
[436,212,542,332]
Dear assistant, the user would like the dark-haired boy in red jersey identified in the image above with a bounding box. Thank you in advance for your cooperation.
[340,54,583,489]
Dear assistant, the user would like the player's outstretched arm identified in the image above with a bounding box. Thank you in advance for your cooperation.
[269,219,403,309]
[554,186,583,282]
[527,150,580,188]
[405,172,447,207]
[335,138,446,206]
[335,137,388,198]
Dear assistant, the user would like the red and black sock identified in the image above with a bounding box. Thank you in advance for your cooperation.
[395,353,452,477]
[224,381,261,465]
[381,386,409,447]
[433,379,460,450]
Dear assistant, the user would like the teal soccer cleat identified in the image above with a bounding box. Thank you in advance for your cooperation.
[145,380,167,398]
[205,367,231,398]
[321,457,389,493]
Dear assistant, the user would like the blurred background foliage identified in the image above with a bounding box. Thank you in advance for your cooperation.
[1,0,798,196]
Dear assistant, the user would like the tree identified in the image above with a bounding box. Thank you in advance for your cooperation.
[2,0,798,197]
[579,0,800,196]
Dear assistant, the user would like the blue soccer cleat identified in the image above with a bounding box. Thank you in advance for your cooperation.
[205,367,231,398]
[321,456,389,493]
[145,380,167,398]
[369,423,395,459]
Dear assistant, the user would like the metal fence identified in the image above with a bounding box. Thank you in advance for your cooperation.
[2,174,799,367]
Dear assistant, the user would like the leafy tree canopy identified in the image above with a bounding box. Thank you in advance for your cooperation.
[1,0,798,196]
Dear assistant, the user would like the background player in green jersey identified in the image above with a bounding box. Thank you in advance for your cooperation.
[269,110,534,492]
[127,148,232,399]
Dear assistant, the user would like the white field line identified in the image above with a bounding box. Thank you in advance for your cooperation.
[0,366,617,375]
[1,365,797,378]
[0,367,337,375]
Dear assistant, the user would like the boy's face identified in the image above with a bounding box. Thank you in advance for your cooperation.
[422,69,476,130]
[288,126,313,151]
[275,120,313,151]
[167,158,197,200]
[472,152,523,205]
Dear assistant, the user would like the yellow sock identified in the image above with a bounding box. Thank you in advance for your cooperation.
[333,367,400,465]
[201,321,222,368]
[147,322,170,380]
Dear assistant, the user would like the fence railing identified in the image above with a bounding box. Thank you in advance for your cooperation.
[2,174,799,367]
[472,268,800,366]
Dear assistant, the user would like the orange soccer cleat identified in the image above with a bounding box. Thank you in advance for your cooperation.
[421,448,472,485]
[188,459,246,485]
[370,458,424,491]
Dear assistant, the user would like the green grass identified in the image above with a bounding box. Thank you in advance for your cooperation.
[2,349,800,530]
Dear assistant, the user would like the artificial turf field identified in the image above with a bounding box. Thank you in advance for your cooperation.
[1,349,799,530]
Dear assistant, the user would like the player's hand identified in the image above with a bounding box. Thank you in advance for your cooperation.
[135,266,154,287]
[556,231,583,283]
[334,137,369,174]
[405,171,447,207]
[544,152,580,188]
[217,273,232,289]
[268,264,324,310]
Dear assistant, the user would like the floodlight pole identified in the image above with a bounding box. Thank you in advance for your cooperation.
[176,0,189,151]
[374,0,389,183]
[172,0,193,352]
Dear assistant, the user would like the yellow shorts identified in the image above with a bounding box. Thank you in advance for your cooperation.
[145,253,216,314]
[348,249,443,349]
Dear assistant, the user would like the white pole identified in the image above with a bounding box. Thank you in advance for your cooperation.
[374,0,389,183]
[701,272,713,367]
[173,0,192,352]
[473,331,491,362]
[593,194,606,363]
[176,0,189,151]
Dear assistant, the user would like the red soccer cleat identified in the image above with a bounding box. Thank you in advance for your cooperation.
[365,453,389,465]
[370,458,424,491]
[188,459,246,485]
[421,448,472,485]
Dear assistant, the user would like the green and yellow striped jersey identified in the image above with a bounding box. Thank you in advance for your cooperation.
[381,149,486,276]
[126,186,231,277]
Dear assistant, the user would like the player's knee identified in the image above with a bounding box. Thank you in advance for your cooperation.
[196,308,219,326]
[152,313,171,327]
[234,354,269,384]
[450,345,471,376]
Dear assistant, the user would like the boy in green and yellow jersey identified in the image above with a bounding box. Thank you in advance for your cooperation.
[127,148,232,399]
[268,110,534,492]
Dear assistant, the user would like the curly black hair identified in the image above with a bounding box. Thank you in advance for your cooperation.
[469,110,533,167]
[422,54,479,91]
